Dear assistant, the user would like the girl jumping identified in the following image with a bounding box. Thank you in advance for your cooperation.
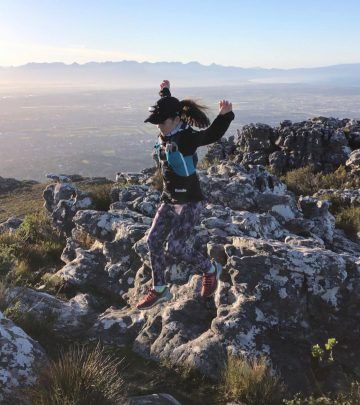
[137,80,234,310]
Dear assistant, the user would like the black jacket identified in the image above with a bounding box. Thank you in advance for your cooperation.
[154,89,235,203]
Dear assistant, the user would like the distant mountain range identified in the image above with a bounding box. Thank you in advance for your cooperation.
[1,61,360,89]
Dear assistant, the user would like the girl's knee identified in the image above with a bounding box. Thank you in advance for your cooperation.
[147,232,163,250]
[166,240,182,258]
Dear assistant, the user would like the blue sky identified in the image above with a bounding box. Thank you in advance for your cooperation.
[0,0,359,68]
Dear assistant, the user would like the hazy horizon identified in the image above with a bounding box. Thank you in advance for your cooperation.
[1,83,359,183]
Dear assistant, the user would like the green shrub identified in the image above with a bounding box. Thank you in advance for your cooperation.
[280,165,319,196]
[0,212,65,285]
[222,354,284,405]
[25,342,126,405]
[0,242,16,276]
[317,166,348,190]
[0,278,8,311]
[281,165,357,197]
[335,207,360,240]
[82,183,113,211]
[41,273,65,294]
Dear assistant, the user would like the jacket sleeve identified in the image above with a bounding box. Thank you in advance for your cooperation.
[190,111,235,147]
[159,87,171,98]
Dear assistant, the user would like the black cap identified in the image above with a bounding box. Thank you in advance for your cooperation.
[144,96,182,124]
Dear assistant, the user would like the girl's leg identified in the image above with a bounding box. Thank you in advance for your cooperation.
[165,201,212,273]
[146,203,177,286]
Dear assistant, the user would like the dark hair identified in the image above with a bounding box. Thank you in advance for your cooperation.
[179,99,210,128]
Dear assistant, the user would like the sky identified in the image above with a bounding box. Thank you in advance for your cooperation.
[0,0,359,69]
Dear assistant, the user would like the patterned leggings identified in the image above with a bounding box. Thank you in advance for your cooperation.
[146,201,212,286]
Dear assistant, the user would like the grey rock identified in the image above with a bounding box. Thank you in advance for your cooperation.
[0,176,38,193]
[205,117,359,175]
[4,287,98,336]
[127,393,182,405]
[43,175,93,236]
[0,311,48,403]
[0,217,22,234]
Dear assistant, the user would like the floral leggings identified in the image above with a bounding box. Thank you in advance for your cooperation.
[146,201,212,286]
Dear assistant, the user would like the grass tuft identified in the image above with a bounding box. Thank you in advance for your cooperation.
[83,183,113,211]
[222,354,284,405]
[24,342,127,405]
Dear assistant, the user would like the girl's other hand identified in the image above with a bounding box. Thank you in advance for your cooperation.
[219,100,232,115]
[160,80,170,90]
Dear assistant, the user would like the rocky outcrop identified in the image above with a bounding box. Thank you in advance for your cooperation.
[204,117,360,175]
[0,311,47,403]
[4,287,98,337]
[346,148,360,178]
[36,160,359,395]
[0,177,38,194]
[43,174,95,236]
[0,217,22,234]
[314,188,360,208]
[2,116,359,398]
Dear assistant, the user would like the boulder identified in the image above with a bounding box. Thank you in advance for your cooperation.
[0,311,47,403]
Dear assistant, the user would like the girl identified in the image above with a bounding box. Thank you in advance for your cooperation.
[137,80,234,310]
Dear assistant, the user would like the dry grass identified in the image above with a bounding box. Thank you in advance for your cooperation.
[222,354,284,405]
[150,167,163,192]
[0,182,48,222]
[24,342,126,405]
[77,182,113,211]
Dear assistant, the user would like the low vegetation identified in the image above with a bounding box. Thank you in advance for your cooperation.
[221,354,285,405]
[150,167,163,191]
[280,165,358,197]
[335,206,360,240]
[24,342,126,405]
[279,165,360,240]
[0,211,65,287]
[0,182,47,223]
[284,381,360,404]
[77,182,113,211]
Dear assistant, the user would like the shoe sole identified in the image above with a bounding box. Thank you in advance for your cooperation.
[137,291,173,310]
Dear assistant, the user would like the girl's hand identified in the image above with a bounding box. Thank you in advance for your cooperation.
[160,80,170,90]
[219,100,232,115]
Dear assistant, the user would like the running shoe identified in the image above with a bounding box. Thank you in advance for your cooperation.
[136,286,173,310]
[200,261,222,298]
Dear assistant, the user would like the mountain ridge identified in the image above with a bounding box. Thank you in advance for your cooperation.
[1,60,360,88]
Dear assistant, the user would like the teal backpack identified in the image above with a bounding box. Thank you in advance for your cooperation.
[154,131,198,177]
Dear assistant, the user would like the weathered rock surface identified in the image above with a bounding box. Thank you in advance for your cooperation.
[204,117,360,175]
[127,393,182,405]
[43,175,95,236]
[3,115,360,399]
[0,311,47,403]
[0,216,22,234]
[38,157,360,395]
[4,287,98,337]
[314,188,360,208]
[0,176,38,194]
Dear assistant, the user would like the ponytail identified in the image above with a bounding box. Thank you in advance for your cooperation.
[179,99,210,129]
